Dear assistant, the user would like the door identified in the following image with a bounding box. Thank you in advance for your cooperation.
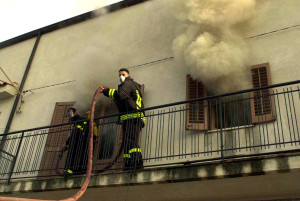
[38,102,75,178]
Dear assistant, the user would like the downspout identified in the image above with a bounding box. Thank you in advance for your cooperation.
[0,33,41,145]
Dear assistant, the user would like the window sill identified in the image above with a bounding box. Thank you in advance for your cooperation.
[207,124,255,133]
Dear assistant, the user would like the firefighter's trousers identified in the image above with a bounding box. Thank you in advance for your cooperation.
[122,118,144,170]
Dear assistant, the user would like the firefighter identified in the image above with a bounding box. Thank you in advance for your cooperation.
[100,68,145,170]
[60,108,94,175]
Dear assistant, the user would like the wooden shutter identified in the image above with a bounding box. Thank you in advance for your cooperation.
[186,75,208,130]
[250,63,276,123]
[38,102,75,178]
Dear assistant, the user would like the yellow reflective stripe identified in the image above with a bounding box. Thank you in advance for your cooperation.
[119,90,145,123]
[67,169,73,174]
[123,154,131,158]
[129,148,141,154]
[120,112,145,123]
[109,89,116,99]
[109,89,112,98]
[83,121,87,125]
[76,125,84,130]
[93,123,98,136]
[136,90,142,109]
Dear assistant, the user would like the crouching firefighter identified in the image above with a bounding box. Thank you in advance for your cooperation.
[100,68,145,170]
[60,108,96,176]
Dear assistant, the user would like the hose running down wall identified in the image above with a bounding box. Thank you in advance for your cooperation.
[0,86,103,201]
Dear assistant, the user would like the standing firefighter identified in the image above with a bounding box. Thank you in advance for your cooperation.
[60,108,95,175]
[100,68,145,170]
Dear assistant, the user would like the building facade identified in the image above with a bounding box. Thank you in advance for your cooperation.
[0,0,299,200]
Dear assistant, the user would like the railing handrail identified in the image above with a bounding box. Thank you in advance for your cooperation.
[1,79,299,136]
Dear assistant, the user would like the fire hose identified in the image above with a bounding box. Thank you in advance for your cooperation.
[0,86,103,201]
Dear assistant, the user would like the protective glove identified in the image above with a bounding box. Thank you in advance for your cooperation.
[99,86,109,93]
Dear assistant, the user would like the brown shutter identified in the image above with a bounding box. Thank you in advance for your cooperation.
[186,74,208,130]
[38,102,75,178]
[250,63,276,123]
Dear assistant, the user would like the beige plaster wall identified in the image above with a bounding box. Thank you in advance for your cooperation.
[0,38,36,134]
[1,0,299,131]
[0,0,299,178]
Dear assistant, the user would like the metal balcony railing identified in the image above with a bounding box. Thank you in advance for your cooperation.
[0,80,299,183]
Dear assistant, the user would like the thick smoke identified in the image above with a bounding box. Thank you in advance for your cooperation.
[171,0,257,94]
[64,1,177,115]
[65,0,258,114]
[68,44,120,115]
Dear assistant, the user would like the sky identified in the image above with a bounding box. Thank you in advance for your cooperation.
[0,0,123,42]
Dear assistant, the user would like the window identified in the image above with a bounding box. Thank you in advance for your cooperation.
[186,75,252,131]
[250,63,276,123]
[209,96,252,130]
[186,63,275,131]
[92,104,124,171]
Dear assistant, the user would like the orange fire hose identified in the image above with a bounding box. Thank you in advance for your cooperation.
[0,86,103,201]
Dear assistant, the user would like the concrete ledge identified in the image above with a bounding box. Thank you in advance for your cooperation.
[1,152,300,194]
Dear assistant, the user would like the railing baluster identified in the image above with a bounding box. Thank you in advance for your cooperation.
[161,109,165,161]
[236,98,241,152]
[276,89,285,147]
[173,108,176,160]
[287,88,297,145]
[179,107,182,159]
[243,96,249,151]
[167,109,170,160]
[149,111,154,161]
[7,132,24,184]
[218,96,224,161]
[263,92,270,149]
[290,87,300,144]
[283,88,293,145]
[184,106,187,159]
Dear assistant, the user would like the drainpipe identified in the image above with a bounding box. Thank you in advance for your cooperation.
[0,33,41,140]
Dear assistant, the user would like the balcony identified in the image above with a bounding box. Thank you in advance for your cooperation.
[0,80,299,199]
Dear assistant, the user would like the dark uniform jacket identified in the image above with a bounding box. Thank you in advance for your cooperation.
[65,115,97,172]
[64,115,89,171]
[102,77,145,124]
[66,115,89,147]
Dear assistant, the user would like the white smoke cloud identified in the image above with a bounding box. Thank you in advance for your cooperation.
[171,0,257,94]
[68,44,119,115]
[63,0,259,114]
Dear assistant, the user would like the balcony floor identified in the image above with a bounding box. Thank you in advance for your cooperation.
[1,151,300,201]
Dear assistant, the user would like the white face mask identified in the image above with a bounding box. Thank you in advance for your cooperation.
[120,75,126,83]
[67,110,75,119]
